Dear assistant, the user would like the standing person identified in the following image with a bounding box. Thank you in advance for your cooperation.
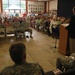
[66,7,75,54]
[44,18,50,36]
[0,43,44,75]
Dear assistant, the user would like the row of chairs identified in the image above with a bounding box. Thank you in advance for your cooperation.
[0,22,30,40]
[0,25,15,41]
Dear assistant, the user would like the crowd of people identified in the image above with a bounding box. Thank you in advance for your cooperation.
[0,11,71,40]
[0,6,75,75]
[0,15,33,39]
[29,15,70,39]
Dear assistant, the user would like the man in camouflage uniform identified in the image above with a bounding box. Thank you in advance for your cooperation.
[12,17,33,39]
[0,43,44,75]
[56,53,75,72]
[21,21,33,38]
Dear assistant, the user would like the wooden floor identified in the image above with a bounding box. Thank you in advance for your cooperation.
[0,28,64,73]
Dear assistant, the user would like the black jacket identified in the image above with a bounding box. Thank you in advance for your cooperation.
[58,69,75,75]
[66,14,75,38]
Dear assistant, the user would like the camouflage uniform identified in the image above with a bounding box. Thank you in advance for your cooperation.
[22,22,32,37]
[12,22,25,39]
[0,62,44,75]
[56,53,75,72]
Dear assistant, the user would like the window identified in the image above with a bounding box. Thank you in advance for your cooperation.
[2,0,26,14]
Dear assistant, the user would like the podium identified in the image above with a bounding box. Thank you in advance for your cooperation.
[58,24,70,55]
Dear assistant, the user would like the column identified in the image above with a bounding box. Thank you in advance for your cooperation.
[0,0,3,12]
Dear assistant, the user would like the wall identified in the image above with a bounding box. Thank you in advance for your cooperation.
[57,0,75,18]
[49,0,58,11]
[46,0,58,15]
[0,0,45,14]
[28,1,45,13]
[46,2,48,13]
[0,0,2,12]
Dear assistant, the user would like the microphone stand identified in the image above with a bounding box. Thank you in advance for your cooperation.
[53,37,58,53]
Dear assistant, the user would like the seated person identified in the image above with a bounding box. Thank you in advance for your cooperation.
[56,53,75,72]
[21,21,33,38]
[3,17,10,27]
[19,17,33,38]
[0,43,44,75]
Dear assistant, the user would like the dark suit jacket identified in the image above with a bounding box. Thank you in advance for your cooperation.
[66,14,75,38]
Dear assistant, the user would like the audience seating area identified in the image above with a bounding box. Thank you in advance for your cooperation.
[0,17,33,40]
[29,15,70,39]
[0,14,70,42]
[0,13,74,75]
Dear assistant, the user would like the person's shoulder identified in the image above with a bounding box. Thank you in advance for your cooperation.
[0,65,14,75]
[0,63,44,75]
[26,62,44,75]
[27,62,43,69]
